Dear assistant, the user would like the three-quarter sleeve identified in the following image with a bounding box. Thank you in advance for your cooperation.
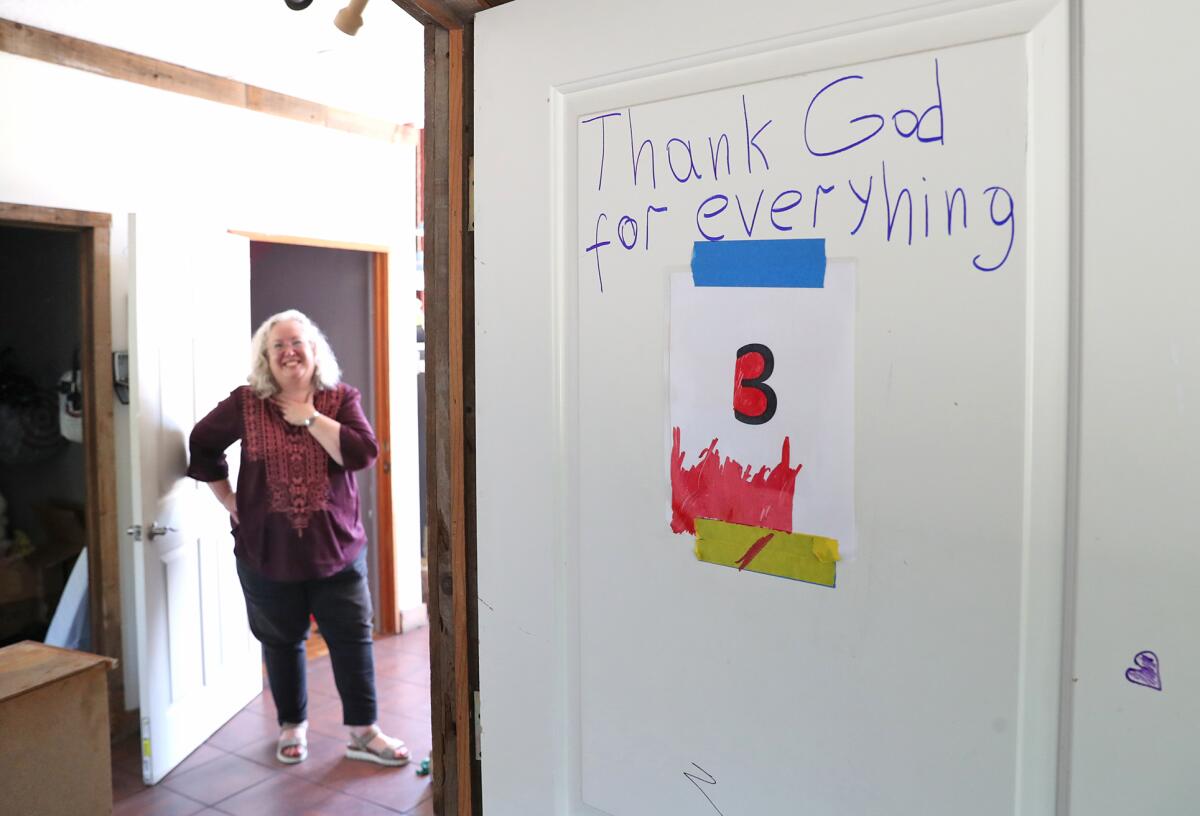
[187,388,243,482]
[336,385,379,472]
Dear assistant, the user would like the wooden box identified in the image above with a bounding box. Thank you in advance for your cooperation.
[0,641,117,816]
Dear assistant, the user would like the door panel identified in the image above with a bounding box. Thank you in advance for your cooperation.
[129,213,260,784]
[475,1,1069,814]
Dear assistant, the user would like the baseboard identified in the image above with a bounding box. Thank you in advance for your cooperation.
[398,603,428,633]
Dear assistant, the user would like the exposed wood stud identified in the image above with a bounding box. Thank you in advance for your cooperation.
[424,22,458,816]
[447,24,472,816]
[402,5,489,814]
[459,19,482,812]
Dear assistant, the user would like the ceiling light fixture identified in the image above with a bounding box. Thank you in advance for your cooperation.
[334,0,370,36]
[284,0,315,9]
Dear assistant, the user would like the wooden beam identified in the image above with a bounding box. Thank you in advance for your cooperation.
[425,23,452,816]
[424,21,481,815]
[459,20,483,813]
[0,18,417,145]
[0,203,109,230]
[391,0,466,30]
[394,4,483,813]
[447,25,473,816]
[392,0,516,21]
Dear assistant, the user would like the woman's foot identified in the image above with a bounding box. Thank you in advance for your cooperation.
[346,724,410,767]
[276,721,308,764]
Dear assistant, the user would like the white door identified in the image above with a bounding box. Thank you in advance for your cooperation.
[128,212,261,784]
[477,1,1200,814]
[474,1,1074,815]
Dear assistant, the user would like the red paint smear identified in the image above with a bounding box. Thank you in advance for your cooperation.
[733,351,768,417]
[670,426,802,535]
[735,532,775,571]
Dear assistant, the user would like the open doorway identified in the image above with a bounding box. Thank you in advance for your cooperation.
[240,237,432,755]
[244,238,426,639]
[110,232,433,808]
[248,240,391,642]
[0,224,89,646]
[0,203,123,725]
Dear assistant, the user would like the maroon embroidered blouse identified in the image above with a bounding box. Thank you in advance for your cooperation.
[187,383,378,581]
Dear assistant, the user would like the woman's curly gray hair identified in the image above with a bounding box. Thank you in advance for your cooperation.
[248,309,341,398]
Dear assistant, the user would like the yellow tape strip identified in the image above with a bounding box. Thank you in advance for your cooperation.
[693,518,839,587]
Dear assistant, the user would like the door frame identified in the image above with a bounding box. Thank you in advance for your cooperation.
[393,3,482,812]
[232,0,497,808]
[0,201,123,721]
[370,251,401,633]
[232,230,403,634]
[424,29,479,807]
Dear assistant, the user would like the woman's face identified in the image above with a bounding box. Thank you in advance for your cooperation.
[267,319,316,389]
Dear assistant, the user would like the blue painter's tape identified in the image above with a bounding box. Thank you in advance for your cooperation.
[691,238,826,288]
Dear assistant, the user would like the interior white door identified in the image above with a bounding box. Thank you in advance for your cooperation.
[128,212,261,784]
[475,1,1071,815]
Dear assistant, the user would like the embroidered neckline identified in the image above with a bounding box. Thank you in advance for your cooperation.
[242,387,345,531]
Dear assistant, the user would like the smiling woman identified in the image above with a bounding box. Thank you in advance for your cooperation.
[187,309,412,767]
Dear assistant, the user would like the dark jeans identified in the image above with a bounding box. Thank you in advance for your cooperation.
[236,550,377,727]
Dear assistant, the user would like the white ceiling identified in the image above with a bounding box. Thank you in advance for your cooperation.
[0,0,425,125]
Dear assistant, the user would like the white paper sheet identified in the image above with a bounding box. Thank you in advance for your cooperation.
[668,261,857,557]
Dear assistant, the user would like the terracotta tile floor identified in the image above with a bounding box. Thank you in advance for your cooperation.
[112,629,434,816]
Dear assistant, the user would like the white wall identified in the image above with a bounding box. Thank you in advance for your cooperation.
[0,51,420,707]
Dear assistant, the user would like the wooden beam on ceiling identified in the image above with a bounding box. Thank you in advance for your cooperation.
[390,0,514,28]
[0,18,418,144]
[390,0,465,29]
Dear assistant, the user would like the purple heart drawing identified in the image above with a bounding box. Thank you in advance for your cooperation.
[1125,650,1162,691]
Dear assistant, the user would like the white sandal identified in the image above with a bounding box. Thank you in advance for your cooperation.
[276,721,308,764]
[346,724,410,767]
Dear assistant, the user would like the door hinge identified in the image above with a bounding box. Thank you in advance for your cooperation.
[473,689,482,760]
